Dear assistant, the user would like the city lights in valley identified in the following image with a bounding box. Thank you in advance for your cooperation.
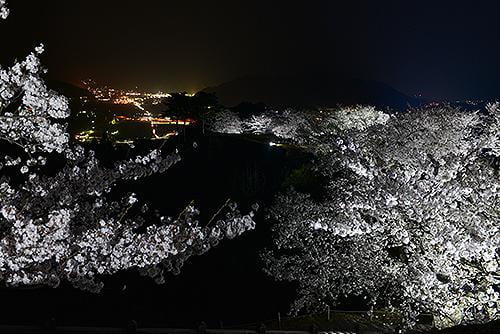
[76,80,195,143]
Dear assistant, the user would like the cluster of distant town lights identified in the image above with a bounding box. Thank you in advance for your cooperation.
[76,80,195,143]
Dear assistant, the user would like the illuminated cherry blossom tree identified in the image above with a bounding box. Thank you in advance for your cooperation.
[206,110,244,134]
[263,105,499,329]
[0,3,256,292]
[0,1,8,20]
[207,108,312,142]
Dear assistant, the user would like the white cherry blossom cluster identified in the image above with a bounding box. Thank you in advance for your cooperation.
[207,108,313,143]
[0,45,70,154]
[0,119,256,291]
[326,105,390,131]
[243,113,274,134]
[0,1,8,20]
[263,104,499,329]
[0,7,256,291]
[206,110,244,134]
[0,194,256,291]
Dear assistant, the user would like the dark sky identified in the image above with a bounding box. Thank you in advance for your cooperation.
[2,0,500,100]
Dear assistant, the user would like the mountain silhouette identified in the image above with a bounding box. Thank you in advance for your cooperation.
[47,80,93,99]
[203,74,422,110]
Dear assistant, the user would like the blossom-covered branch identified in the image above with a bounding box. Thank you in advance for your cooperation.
[0,7,256,292]
[0,1,8,20]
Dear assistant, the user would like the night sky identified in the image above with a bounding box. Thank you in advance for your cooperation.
[2,0,500,100]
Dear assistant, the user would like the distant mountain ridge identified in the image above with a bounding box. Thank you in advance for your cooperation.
[203,74,422,110]
[47,80,93,99]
